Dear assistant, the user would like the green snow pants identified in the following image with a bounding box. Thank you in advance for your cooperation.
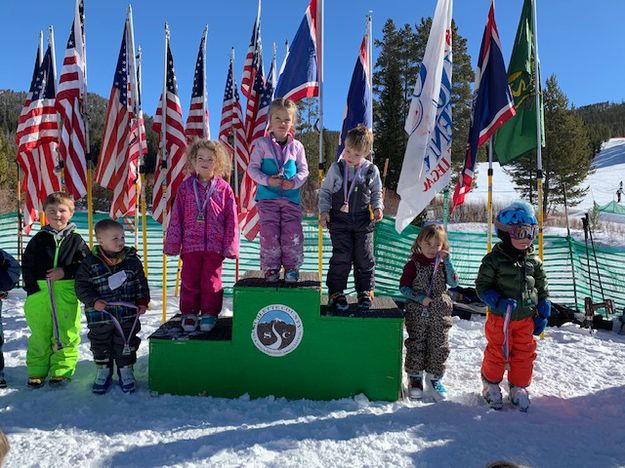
[24,279,81,379]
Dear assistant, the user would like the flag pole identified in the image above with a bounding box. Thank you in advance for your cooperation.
[487,138,494,252]
[127,6,140,251]
[77,0,94,249]
[531,0,544,260]
[38,31,46,225]
[317,0,325,283]
[367,10,373,135]
[137,45,149,278]
[161,23,170,323]
[231,47,240,282]
[49,24,61,201]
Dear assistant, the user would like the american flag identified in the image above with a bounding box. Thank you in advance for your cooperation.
[56,0,88,201]
[250,52,276,146]
[16,45,44,232]
[218,53,259,241]
[151,31,187,226]
[95,20,144,220]
[241,0,262,99]
[185,28,210,143]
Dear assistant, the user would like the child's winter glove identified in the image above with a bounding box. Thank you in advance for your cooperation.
[533,316,548,336]
[480,290,501,309]
[497,298,518,314]
[537,299,551,319]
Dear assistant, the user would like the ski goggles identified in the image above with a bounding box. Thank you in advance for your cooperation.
[495,221,538,240]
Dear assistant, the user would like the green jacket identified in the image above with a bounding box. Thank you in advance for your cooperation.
[475,243,548,321]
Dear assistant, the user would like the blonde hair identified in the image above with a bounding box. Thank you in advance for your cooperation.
[411,224,449,254]
[0,430,9,466]
[43,192,75,212]
[345,124,373,154]
[269,98,298,128]
[186,139,231,178]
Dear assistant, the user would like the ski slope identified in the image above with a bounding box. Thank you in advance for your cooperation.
[1,289,625,467]
[469,137,625,215]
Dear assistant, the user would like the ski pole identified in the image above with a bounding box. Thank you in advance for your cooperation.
[102,302,140,355]
[581,215,594,300]
[421,255,442,318]
[46,278,63,352]
[502,304,512,371]
[586,216,606,300]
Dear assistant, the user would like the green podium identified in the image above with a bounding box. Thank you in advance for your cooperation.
[149,271,404,401]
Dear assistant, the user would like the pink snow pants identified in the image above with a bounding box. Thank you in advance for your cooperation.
[180,251,224,317]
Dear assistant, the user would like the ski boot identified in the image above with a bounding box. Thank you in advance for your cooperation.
[264,269,280,283]
[482,377,503,410]
[509,385,530,412]
[407,373,424,400]
[92,363,113,395]
[424,373,447,401]
[118,366,136,393]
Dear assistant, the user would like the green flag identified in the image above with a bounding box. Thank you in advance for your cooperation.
[493,0,544,165]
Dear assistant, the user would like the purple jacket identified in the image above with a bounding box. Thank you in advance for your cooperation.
[163,175,239,259]
[247,135,309,204]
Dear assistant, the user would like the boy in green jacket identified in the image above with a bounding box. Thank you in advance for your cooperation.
[22,192,89,388]
[476,201,550,412]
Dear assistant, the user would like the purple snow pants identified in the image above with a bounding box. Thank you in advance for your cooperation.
[257,198,304,272]
[180,251,224,317]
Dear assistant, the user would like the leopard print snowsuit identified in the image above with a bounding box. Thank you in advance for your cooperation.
[404,260,453,377]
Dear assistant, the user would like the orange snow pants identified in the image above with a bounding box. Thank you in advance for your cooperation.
[481,314,537,388]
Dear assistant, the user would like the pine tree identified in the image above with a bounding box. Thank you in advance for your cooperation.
[507,75,592,213]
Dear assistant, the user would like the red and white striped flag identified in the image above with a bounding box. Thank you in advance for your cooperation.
[218,53,259,241]
[152,29,187,226]
[56,0,88,201]
[241,0,262,99]
[95,17,144,219]
[16,44,62,233]
[185,28,210,143]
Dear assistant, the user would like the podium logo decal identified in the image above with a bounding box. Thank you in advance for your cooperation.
[251,304,303,357]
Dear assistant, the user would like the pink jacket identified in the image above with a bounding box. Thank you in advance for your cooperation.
[163,175,239,259]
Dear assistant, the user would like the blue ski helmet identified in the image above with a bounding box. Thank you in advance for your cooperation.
[495,201,538,235]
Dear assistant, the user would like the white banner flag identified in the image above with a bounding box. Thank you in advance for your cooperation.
[395,0,453,233]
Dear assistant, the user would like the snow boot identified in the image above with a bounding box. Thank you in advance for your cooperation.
[407,373,424,400]
[264,269,280,283]
[199,315,217,332]
[48,376,69,388]
[118,366,136,393]
[482,377,503,410]
[27,377,45,389]
[357,291,373,311]
[329,292,349,312]
[424,373,447,401]
[284,269,299,283]
[92,363,113,395]
[509,385,530,412]
[181,314,198,332]
[0,371,6,389]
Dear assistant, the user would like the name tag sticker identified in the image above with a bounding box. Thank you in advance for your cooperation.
[108,271,128,290]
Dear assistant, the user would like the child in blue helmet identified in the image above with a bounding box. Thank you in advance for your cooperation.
[475,201,551,411]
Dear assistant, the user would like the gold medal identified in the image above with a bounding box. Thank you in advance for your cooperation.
[340,203,349,213]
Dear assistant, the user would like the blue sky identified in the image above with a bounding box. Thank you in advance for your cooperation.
[2,0,624,135]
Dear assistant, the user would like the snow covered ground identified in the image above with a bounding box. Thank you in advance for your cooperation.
[2,290,625,467]
[470,137,625,216]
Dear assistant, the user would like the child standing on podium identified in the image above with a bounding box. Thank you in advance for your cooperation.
[164,140,239,333]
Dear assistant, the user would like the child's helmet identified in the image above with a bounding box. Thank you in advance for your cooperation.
[495,201,538,240]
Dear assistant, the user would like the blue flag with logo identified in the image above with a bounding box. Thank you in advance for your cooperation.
[335,35,372,160]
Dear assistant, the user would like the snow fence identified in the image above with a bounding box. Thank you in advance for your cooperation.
[2,212,624,313]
